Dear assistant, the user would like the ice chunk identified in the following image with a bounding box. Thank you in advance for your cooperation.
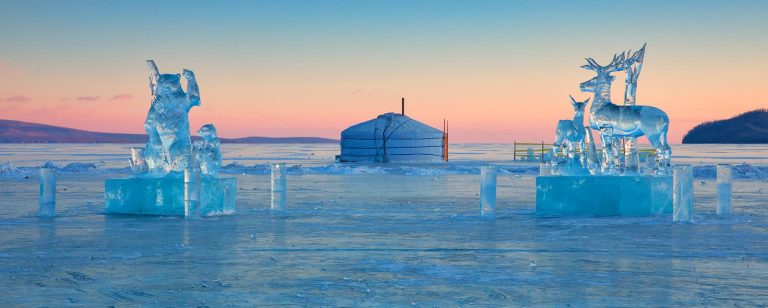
[536,175,672,217]
[193,124,222,176]
[39,167,56,217]
[143,60,201,176]
[479,166,497,218]
[271,163,286,210]
[105,177,235,216]
[539,163,552,176]
[130,147,148,175]
[716,164,732,215]
[673,165,693,222]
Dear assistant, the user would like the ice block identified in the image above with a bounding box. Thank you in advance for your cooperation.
[39,167,56,217]
[716,164,732,215]
[184,167,202,217]
[673,165,693,222]
[536,175,672,217]
[271,163,287,210]
[480,166,497,218]
[105,176,236,216]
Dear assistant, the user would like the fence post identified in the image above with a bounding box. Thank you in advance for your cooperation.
[513,142,516,161]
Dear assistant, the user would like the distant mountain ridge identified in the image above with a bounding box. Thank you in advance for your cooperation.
[682,109,768,144]
[0,119,338,144]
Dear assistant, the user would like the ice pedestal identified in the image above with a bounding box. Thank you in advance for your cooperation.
[105,176,236,216]
[673,165,693,222]
[479,166,497,218]
[536,175,672,217]
[271,163,286,210]
[39,167,56,217]
[716,164,732,215]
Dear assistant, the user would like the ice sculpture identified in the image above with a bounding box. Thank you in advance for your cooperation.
[39,167,56,217]
[479,166,497,218]
[622,45,646,173]
[536,45,674,217]
[579,47,671,175]
[673,165,693,222]
[193,124,222,176]
[104,60,236,217]
[551,96,589,163]
[143,60,200,176]
[271,163,287,210]
[716,164,732,215]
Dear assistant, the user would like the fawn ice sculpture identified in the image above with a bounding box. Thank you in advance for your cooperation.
[552,96,589,164]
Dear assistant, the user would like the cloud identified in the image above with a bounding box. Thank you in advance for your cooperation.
[77,96,100,101]
[0,95,31,103]
[110,94,133,101]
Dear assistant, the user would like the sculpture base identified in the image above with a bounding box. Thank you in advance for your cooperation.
[104,177,236,216]
[536,175,672,217]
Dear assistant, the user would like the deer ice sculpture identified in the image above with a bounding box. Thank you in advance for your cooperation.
[579,52,671,174]
[552,96,589,163]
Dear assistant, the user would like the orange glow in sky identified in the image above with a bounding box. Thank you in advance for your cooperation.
[1,1,766,143]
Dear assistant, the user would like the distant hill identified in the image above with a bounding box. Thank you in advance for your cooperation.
[0,119,338,144]
[682,109,768,144]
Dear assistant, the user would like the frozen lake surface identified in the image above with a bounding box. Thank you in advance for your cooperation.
[1,144,767,305]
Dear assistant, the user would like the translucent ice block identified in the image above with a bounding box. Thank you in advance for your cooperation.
[536,175,672,217]
[271,163,287,210]
[184,167,202,217]
[39,167,56,217]
[480,166,497,218]
[673,165,693,222]
[716,164,732,215]
[105,177,236,216]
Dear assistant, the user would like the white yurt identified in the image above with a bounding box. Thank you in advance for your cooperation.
[339,111,447,163]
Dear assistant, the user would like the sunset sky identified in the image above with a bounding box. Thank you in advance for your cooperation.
[1,0,766,143]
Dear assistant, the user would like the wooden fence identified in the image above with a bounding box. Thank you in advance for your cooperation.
[513,141,657,162]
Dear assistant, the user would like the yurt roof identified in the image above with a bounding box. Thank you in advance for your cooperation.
[341,113,443,140]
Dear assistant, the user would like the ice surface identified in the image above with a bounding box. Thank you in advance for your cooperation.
[479,166,497,217]
[536,175,672,217]
[193,124,222,176]
[717,164,732,215]
[673,165,693,222]
[38,167,56,217]
[271,163,287,210]
[143,60,200,176]
[1,144,768,306]
[104,177,236,216]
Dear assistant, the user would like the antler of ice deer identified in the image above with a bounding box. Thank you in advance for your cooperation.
[580,51,628,74]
